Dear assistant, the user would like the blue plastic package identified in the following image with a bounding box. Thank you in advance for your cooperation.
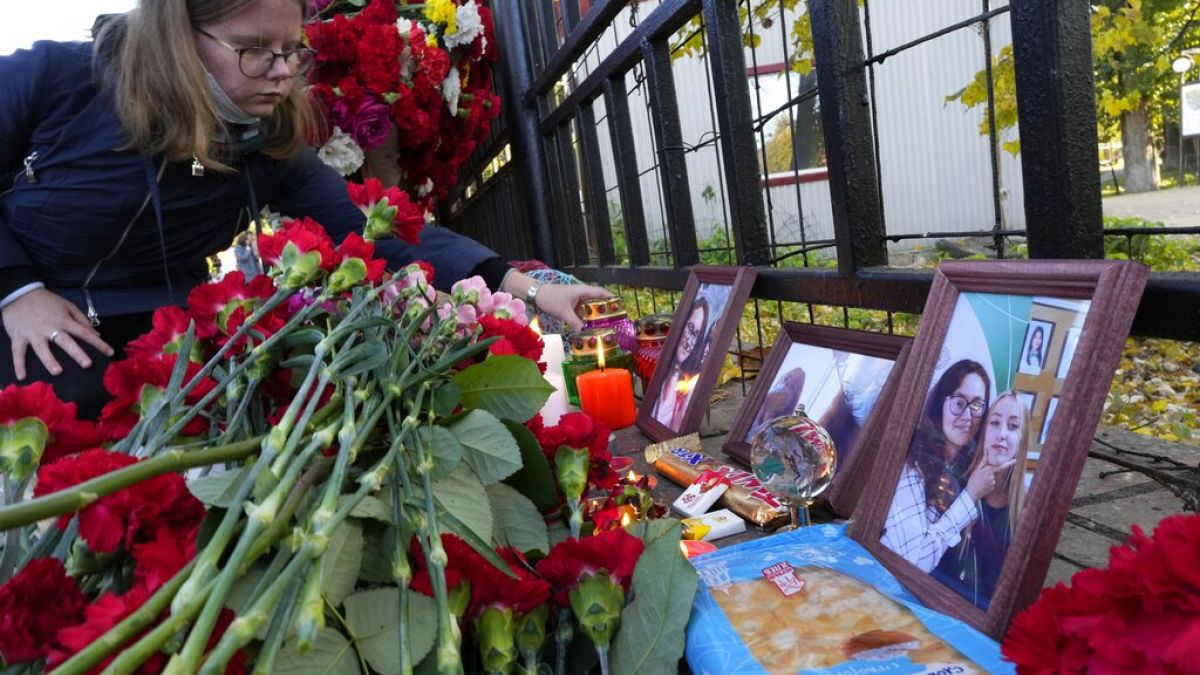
[685,524,1013,674]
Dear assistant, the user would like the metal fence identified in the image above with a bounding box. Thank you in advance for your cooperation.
[445,0,1200,345]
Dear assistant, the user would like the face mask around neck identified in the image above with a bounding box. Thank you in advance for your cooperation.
[205,71,262,126]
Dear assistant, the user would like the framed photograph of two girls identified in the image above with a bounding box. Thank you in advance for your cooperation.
[850,260,1148,638]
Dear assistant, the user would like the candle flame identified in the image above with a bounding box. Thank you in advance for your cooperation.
[675,374,698,396]
[679,541,689,557]
[530,316,542,336]
[620,511,632,527]
[597,341,606,369]
[626,470,637,483]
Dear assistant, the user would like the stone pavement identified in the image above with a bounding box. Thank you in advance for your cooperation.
[615,381,1196,588]
[1102,184,1200,227]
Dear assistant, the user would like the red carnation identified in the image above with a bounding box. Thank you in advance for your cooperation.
[98,353,217,440]
[186,271,280,342]
[1003,513,1200,674]
[410,533,483,600]
[34,449,205,555]
[478,315,544,372]
[536,528,643,606]
[0,558,86,664]
[0,381,101,469]
[125,305,198,360]
[346,178,424,244]
[257,217,338,288]
[527,412,617,491]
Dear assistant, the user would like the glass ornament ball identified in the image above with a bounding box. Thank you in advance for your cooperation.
[749,406,837,529]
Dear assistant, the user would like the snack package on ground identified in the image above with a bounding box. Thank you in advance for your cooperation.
[645,434,789,529]
[673,470,731,518]
[685,524,1011,674]
[681,508,746,542]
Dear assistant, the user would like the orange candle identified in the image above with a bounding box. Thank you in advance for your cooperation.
[576,345,637,430]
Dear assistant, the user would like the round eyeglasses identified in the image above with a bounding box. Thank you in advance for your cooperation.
[945,394,985,418]
[196,28,317,78]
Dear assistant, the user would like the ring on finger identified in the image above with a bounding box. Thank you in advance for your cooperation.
[49,330,62,342]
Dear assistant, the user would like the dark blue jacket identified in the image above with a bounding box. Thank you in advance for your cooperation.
[0,40,501,319]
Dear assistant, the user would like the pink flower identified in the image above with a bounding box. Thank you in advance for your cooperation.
[350,97,393,151]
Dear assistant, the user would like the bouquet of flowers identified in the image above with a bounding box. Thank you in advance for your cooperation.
[1002,513,1200,674]
[306,0,501,213]
[0,185,695,674]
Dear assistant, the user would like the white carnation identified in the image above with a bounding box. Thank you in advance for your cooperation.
[317,126,364,176]
[443,0,482,49]
[395,17,414,36]
[417,177,435,197]
[441,66,461,114]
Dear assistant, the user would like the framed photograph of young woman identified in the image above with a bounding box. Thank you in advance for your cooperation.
[722,323,911,516]
[637,266,757,441]
[849,260,1148,639]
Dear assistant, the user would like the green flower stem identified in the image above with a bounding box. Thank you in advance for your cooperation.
[554,609,573,675]
[596,645,610,675]
[390,467,415,675]
[250,571,304,675]
[415,425,464,675]
[199,440,401,675]
[0,437,263,532]
[52,559,196,675]
[293,557,325,650]
[176,412,338,668]
[0,475,30,582]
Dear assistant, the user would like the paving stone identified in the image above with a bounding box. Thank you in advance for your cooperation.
[1070,486,1185,535]
[1043,556,1084,588]
[1051,520,1117,572]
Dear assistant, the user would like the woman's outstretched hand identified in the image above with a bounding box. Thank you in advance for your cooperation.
[1,289,114,380]
[500,270,612,331]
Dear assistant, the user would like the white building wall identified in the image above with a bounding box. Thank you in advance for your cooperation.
[574,2,1025,255]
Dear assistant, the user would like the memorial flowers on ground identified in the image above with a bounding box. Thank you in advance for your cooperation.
[0,180,695,674]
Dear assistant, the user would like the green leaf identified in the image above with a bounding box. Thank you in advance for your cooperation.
[487,483,549,554]
[334,342,389,378]
[500,419,559,512]
[186,466,250,508]
[610,520,698,675]
[449,410,521,485]
[343,588,437,675]
[224,562,266,615]
[357,520,396,585]
[432,464,493,544]
[452,355,554,423]
[339,494,392,522]
[417,426,461,481]
[320,520,363,607]
[431,381,461,417]
[274,628,361,675]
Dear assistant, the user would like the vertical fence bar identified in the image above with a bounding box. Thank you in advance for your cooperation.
[577,101,617,265]
[604,77,652,267]
[809,0,886,273]
[496,0,557,264]
[563,0,582,32]
[702,0,771,267]
[1010,0,1104,259]
[538,0,560,66]
[556,121,591,265]
[641,38,700,267]
[542,129,574,265]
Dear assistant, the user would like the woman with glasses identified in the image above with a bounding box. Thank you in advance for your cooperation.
[932,391,1027,609]
[881,359,1003,572]
[0,0,607,418]
[650,296,710,431]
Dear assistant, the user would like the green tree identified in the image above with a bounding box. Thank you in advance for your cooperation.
[949,0,1200,193]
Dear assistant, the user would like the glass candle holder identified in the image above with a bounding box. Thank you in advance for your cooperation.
[633,314,671,390]
[581,298,637,352]
[561,328,634,405]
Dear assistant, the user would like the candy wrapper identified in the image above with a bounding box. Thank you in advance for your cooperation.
[645,434,789,530]
[686,524,1012,674]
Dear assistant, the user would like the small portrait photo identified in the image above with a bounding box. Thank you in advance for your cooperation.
[1018,320,1054,375]
[649,282,731,432]
[1056,326,1082,380]
[1016,391,1039,462]
[1040,396,1059,446]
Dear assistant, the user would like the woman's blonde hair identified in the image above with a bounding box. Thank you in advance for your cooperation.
[94,0,314,170]
[963,391,1030,541]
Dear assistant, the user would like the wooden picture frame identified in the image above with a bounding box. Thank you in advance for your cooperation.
[849,260,1148,639]
[636,266,757,441]
[722,323,911,517]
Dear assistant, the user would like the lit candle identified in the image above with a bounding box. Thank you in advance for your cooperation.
[576,342,638,430]
[679,539,717,559]
[533,318,570,425]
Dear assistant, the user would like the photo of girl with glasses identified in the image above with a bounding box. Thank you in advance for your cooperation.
[881,359,1014,572]
[932,391,1029,610]
[650,283,731,431]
